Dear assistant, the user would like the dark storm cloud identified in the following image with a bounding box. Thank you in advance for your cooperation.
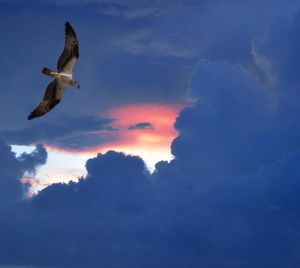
[18,143,47,174]
[0,151,152,267]
[158,59,289,184]
[0,115,114,149]
[0,138,23,206]
[128,122,153,130]
[0,139,47,206]
[1,1,300,268]
[2,150,300,267]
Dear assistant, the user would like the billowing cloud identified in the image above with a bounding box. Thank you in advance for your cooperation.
[156,60,277,184]
[18,143,47,174]
[1,1,300,268]
[0,139,47,206]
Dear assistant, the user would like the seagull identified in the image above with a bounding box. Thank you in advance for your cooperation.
[28,21,80,120]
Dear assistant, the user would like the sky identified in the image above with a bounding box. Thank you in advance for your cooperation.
[1,0,300,267]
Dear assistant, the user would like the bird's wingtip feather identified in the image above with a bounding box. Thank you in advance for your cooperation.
[65,21,71,28]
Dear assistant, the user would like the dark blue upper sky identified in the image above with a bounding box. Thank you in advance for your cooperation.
[1,0,300,267]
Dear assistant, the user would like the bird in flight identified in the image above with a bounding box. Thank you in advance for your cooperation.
[28,21,80,120]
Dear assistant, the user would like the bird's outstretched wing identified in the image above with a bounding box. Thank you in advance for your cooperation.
[57,21,79,74]
[27,80,66,120]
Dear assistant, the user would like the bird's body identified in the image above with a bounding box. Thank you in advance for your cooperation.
[42,68,77,87]
[28,22,80,120]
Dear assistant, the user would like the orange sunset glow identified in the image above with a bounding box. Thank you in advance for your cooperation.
[45,103,182,171]
[99,103,182,169]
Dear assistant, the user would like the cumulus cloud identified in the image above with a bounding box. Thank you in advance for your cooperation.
[154,60,273,184]
[2,142,300,267]
[2,15,300,265]
[18,144,47,175]
[1,2,300,268]
[0,138,23,206]
[0,139,48,206]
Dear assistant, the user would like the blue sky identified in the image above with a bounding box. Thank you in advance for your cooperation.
[1,0,300,267]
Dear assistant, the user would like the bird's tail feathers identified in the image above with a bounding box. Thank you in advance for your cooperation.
[42,67,53,76]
